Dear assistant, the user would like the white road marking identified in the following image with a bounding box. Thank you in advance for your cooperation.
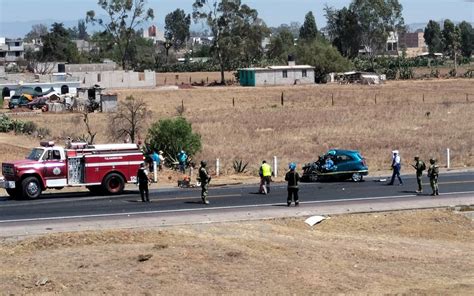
[1,191,473,224]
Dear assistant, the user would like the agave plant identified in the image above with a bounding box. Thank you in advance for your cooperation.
[233,159,249,174]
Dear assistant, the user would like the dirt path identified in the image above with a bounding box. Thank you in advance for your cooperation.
[1,209,472,295]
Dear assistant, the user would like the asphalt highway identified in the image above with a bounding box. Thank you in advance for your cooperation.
[1,172,473,223]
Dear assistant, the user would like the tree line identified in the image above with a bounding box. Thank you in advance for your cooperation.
[18,0,474,83]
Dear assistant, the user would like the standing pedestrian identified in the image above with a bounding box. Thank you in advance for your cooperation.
[427,158,439,196]
[198,160,211,204]
[259,160,273,194]
[388,150,403,185]
[285,162,300,207]
[137,163,150,202]
[178,150,188,174]
[411,156,426,193]
[158,150,165,171]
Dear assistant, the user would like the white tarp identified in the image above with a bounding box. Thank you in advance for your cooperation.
[305,215,327,226]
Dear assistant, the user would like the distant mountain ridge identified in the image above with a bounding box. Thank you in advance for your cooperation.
[0,19,165,38]
[1,19,473,39]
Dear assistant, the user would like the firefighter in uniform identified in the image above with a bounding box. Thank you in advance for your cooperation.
[427,158,439,196]
[137,163,150,202]
[411,156,426,193]
[198,160,211,204]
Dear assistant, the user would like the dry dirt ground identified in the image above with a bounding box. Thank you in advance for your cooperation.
[1,209,473,295]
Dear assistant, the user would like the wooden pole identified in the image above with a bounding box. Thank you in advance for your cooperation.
[181,100,184,110]
[332,94,334,106]
[374,94,377,104]
[423,93,425,103]
[281,92,284,106]
[233,97,235,107]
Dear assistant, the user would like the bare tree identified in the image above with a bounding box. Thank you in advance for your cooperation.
[108,95,151,143]
[81,112,97,144]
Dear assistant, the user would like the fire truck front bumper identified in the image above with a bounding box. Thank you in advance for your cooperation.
[0,177,16,189]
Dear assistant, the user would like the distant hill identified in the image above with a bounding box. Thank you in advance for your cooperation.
[0,19,164,38]
[407,21,474,32]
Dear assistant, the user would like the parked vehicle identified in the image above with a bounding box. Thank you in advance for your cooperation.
[0,141,144,199]
[302,149,368,182]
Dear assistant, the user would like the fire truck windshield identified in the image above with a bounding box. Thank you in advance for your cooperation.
[27,148,45,161]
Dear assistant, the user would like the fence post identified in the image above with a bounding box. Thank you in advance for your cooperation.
[153,161,157,183]
[281,92,284,106]
[331,94,334,106]
[273,156,278,178]
[181,99,184,110]
[233,97,235,107]
[446,148,450,169]
[216,158,220,177]
[422,93,425,103]
[374,94,377,104]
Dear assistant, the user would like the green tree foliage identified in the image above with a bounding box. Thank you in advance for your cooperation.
[324,6,362,58]
[147,117,202,163]
[299,11,318,42]
[86,0,154,70]
[266,27,295,63]
[424,20,444,54]
[296,40,353,82]
[458,21,474,58]
[128,33,157,71]
[442,19,461,59]
[165,9,191,49]
[349,0,404,56]
[192,0,270,84]
[41,22,81,63]
[78,20,89,40]
[108,95,151,144]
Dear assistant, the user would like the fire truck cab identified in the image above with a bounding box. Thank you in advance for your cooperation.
[0,141,144,199]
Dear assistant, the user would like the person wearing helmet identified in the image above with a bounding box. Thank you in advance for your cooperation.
[177,150,188,174]
[285,162,300,206]
[136,163,150,202]
[388,150,403,186]
[198,160,211,204]
[427,158,439,196]
[411,156,426,193]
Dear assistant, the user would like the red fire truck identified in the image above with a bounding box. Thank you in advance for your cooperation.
[0,141,144,199]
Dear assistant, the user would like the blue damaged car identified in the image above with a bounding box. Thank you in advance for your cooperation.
[302,149,368,182]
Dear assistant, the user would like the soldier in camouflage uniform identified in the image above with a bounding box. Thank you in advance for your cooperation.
[427,158,439,196]
[198,160,211,204]
[411,156,426,193]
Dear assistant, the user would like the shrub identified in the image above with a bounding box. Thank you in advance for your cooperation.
[147,117,202,164]
[233,159,249,174]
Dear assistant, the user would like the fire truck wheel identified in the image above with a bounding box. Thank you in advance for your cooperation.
[21,177,42,199]
[102,173,125,195]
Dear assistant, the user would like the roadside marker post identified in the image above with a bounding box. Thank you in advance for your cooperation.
[216,158,220,177]
[446,148,450,169]
[273,156,278,178]
[153,161,157,183]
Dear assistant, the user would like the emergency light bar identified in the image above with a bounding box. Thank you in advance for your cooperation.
[40,141,55,147]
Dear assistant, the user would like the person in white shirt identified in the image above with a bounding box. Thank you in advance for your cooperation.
[388,150,403,185]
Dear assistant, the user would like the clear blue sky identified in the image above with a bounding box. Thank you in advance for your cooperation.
[0,0,473,29]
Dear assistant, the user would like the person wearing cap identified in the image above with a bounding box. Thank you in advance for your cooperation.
[411,156,426,193]
[259,160,273,194]
[427,158,439,196]
[388,150,403,185]
[158,150,165,171]
[285,162,300,206]
[136,163,150,202]
[198,160,211,204]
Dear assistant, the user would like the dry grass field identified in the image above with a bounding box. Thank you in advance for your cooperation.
[1,79,473,177]
[156,71,236,86]
[1,209,473,295]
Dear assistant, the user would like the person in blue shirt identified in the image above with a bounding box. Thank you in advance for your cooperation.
[177,150,188,174]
